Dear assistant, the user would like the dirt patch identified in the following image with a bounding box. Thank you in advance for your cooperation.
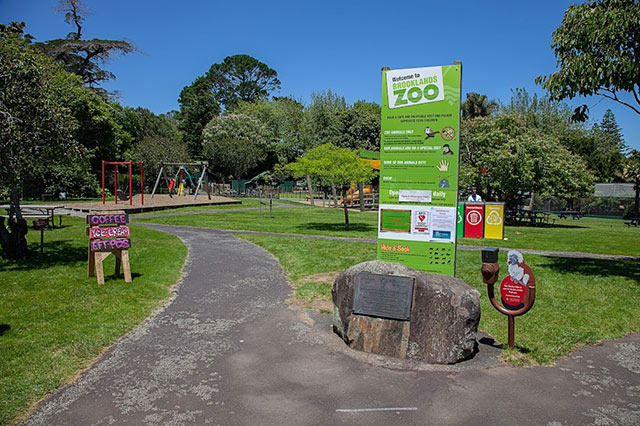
[66,194,238,211]
[300,271,341,285]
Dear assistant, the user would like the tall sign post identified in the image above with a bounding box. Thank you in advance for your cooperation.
[377,63,462,276]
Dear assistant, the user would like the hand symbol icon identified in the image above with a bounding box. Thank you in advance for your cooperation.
[437,160,449,172]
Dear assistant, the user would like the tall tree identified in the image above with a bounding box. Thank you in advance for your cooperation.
[461,92,498,118]
[622,150,640,218]
[35,0,136,94]
[0,21,34,43]
[536,0,640,121]
[202,114,271,179]
[460,114,594,209]
[598,109,627,152]
[302,90,347,150]
[0,34,82,258]
[207,54,280,110]
[286,143,376,230]
[177,76,221,156]
[233,97,305,163]
[340,100,381,151]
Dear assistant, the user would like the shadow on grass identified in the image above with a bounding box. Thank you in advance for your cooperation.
[543,256,640,281]
[104,272,142,283]
[507,223,586,229]
[0,324,10,336]
[1,239,86,271]
[299,222,376,233]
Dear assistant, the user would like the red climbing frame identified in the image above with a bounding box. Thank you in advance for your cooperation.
[101,161,145,205]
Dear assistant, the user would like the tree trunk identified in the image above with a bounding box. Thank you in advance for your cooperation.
[0,187,29,260]
[331,184,338,208]
[634,181,639,218]
[306,175,314,206]
[528,192,535,210]
[342,186,350,230]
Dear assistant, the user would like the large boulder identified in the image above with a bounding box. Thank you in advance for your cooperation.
[332,261,481,364]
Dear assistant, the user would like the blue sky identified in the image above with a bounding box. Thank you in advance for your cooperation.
[3,0,638,149]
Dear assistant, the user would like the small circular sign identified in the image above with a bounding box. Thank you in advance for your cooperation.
[500,276,526,310]
[441,126,456,141]
[466,210,482,226]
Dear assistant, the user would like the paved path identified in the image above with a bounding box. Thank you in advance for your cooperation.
[24,225,640,425]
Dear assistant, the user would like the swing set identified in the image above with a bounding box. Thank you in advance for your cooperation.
[151,161,211,200]
[101,160,145,205]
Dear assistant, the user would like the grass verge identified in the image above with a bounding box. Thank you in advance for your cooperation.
[0,217,187,424]
[238,234,640,366]
[144,211,639,256]
[459,216,640,256]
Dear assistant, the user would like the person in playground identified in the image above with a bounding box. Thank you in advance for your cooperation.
[467,186,482,202]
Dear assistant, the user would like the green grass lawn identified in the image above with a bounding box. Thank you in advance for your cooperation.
[141,209,640,256]
[238,234,640,366]
[132,198,305,217]
[0,217,187,424]
[460,216,640,256]
[136,205,378,238]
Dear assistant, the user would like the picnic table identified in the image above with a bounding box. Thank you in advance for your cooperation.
[506,209,555,227]
[557,210,583,220]
[0,204,68,228]
[625,217,640,227]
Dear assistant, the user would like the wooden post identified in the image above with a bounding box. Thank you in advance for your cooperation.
[114,164,118,204]
[194,165,206,200]
[359,182,365,211]
[102,160,105,204]
[162,166,172,198]
[140,162,144,205]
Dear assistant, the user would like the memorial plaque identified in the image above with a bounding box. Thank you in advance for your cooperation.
[353,272,414,321]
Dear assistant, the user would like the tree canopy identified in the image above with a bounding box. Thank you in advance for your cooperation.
[461,92,498,118]
[460,114,594,208]
[622,150,640,217]
[536,0,640,120]
[286,143,376,229]
[202,114,272,179]
[178,76,220,156]
[207,54,281,110]
[35,0,136,93]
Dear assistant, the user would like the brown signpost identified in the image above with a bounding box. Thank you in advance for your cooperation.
[481,247,536,348]
[33,218,49,254]
[87,211,132,285]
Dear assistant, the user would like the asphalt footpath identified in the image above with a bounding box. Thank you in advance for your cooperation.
[22,225,640,426]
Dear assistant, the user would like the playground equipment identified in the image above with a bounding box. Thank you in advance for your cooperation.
[151,161,211,200]
[101,161,144,205]
[339,184,378,208]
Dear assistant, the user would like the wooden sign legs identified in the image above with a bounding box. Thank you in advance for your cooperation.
[88,249,132,285]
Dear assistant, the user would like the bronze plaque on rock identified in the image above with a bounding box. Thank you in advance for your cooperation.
[353,272,414,321]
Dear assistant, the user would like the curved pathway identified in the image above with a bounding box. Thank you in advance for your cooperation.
[23,224,640,425]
